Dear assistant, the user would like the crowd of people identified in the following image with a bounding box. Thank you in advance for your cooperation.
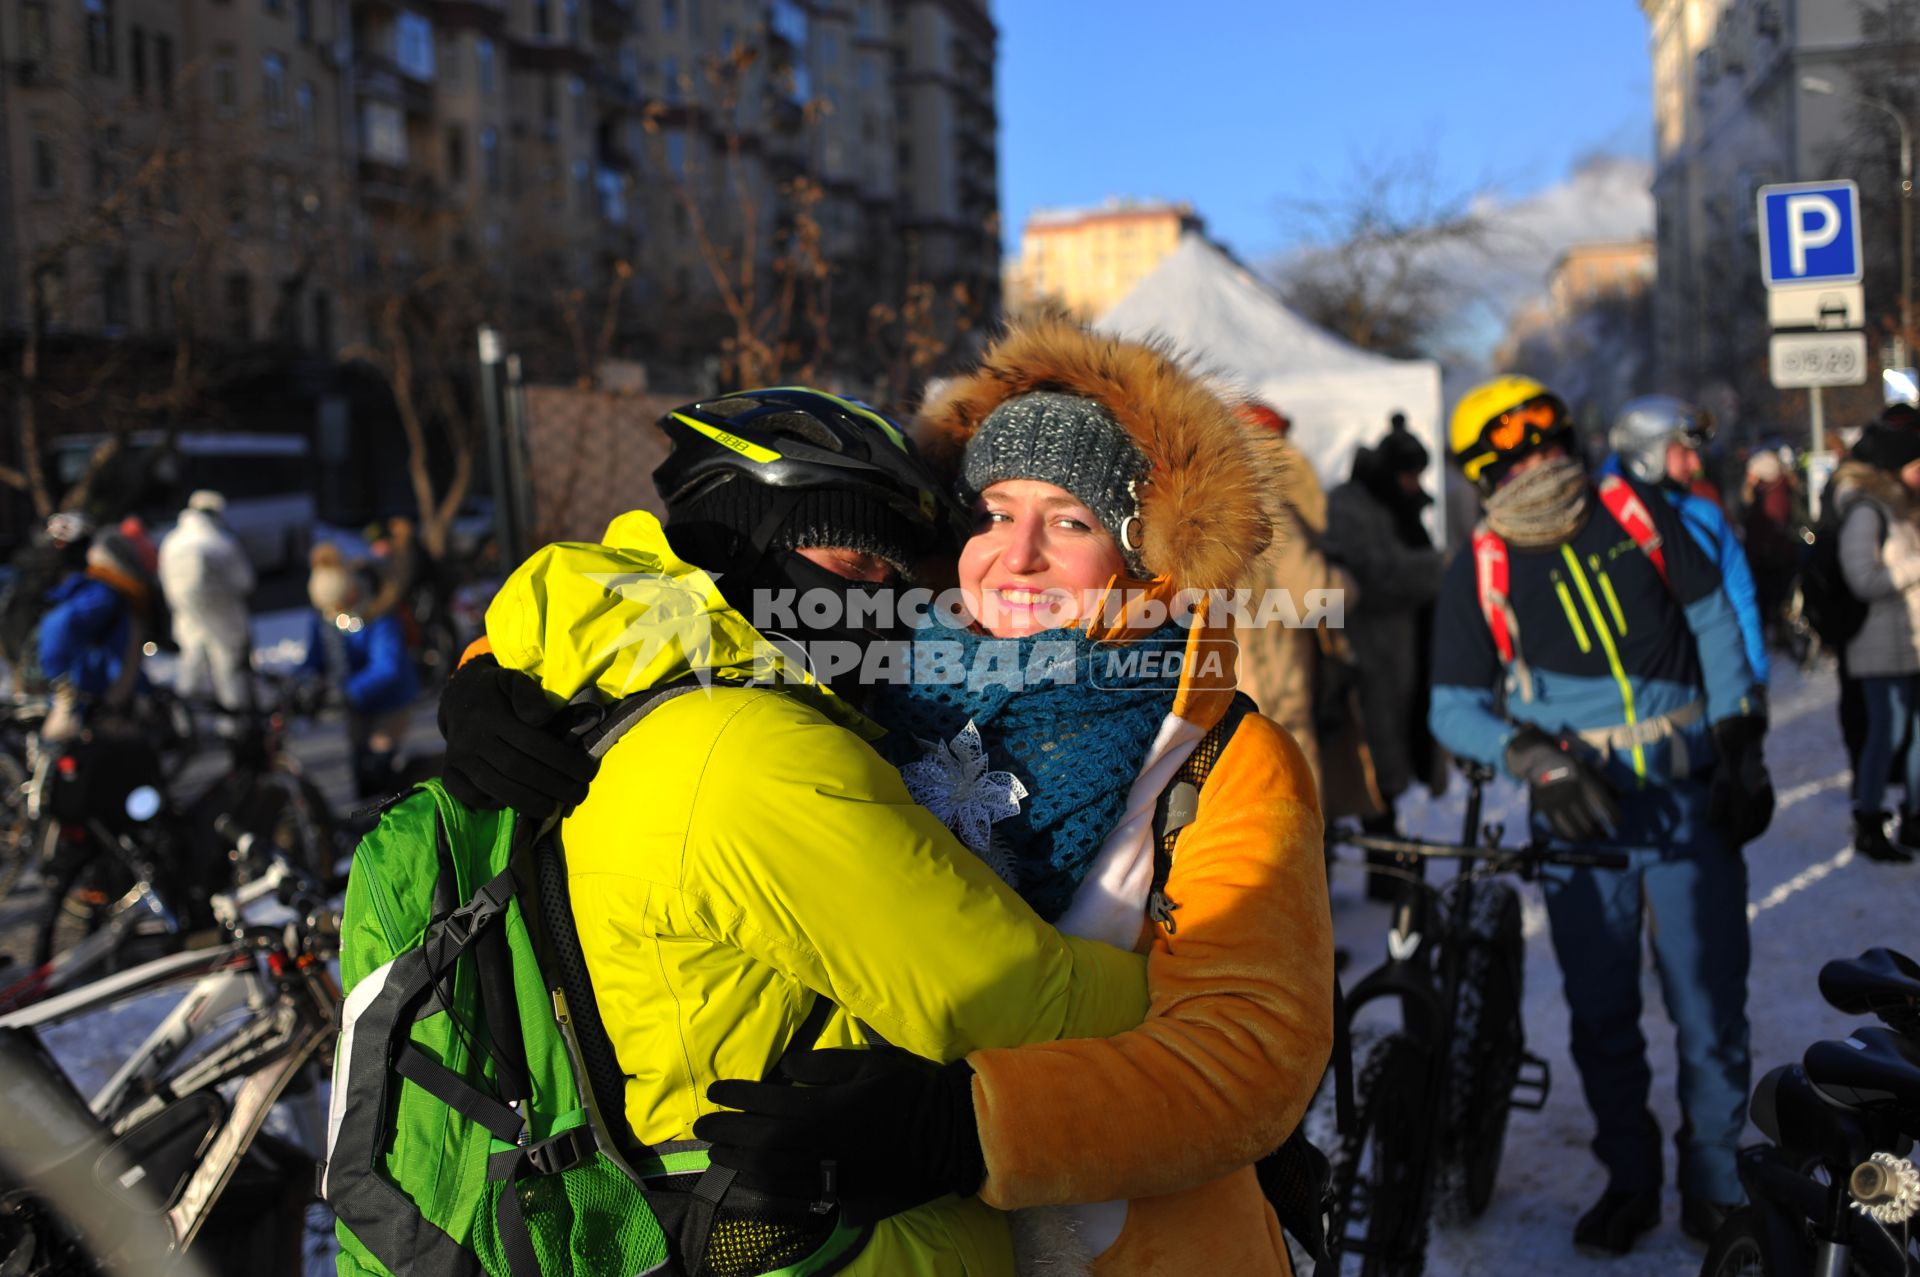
[8,319,1905,1274]
[0,494,438,797]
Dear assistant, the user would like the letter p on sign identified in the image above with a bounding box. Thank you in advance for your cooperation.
[1760,180,1863,287]
[1786,194,1841,275]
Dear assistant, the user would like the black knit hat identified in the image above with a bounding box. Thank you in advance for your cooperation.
[1856,422,1920,475]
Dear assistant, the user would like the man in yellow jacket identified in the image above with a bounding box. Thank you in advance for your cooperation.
[445,388,1148,1275]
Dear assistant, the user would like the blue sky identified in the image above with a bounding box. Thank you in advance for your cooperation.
[997,1,1655,264]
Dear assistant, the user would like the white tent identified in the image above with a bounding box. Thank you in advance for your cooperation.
[1095,234,1448,544]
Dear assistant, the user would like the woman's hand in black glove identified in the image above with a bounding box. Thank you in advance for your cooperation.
[1503,725,1623,843]
[438,654,598,819]
[1708,714,1774,846]
[693,1047,984,1227]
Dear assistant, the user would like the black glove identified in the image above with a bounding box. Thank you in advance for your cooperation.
[1709,714,1774,846]
[438,654,598,819]
[693,1047,984,1227]
[1504,725,1623,843]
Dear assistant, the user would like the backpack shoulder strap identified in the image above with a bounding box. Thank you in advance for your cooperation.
[1597,473,1668,585]
[1148,692,1256,933]
[1471,523,1517,665]
[575,676,710,757]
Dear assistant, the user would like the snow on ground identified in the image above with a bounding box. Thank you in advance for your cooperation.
[1320,656,1905,1275]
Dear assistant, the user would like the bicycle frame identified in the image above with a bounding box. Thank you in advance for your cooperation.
[0,894,340,1263]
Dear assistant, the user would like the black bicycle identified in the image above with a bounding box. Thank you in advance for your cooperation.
[1323,762,1630,1276]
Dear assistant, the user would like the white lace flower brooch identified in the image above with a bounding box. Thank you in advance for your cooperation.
[900,720,1030,875]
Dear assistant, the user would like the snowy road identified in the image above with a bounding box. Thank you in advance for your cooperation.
[1327,657,1904,1274]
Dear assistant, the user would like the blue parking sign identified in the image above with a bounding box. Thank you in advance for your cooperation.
[1759,181,1863,286]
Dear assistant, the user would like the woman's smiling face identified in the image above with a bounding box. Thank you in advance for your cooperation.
[958,479,1128,637]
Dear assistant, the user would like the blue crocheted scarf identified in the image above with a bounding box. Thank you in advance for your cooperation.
[871,620,1185,921]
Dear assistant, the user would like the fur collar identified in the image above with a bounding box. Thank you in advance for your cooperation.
[1834,459,1920,523]
[915,319,1274,592]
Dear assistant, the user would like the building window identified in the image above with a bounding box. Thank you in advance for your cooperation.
[662,0,676,33]
[31,135,58,195]
[542,75,558,133]
[156,35,174,105]
[102,258,130,330]
[564,0,580,42]
[22,2,50,61]
[573,158,591,212]
[265,0,284,13]
[619,45,639,89]
[226,272,253,342]
[533,0,550,36]
[666,132,685,178]
[144,266,165,331]
[569,74,586,132]
[363,102,407,163]
[224,170,246,227]
[476,37,495,92]
[446,124,467,185]
[311,290,333,352]
[297,82,318,145]
[263,52,288,122]
[395,11,434,79]
[214,57,237,111]
[85,0,116,75]
[663,57,679,102]
[439,33,461,86]
[129,27,146,96]
[295,0,312,40]
[480,125,501,191]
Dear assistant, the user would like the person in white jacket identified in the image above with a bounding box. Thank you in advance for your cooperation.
[157,490,255,710]
[1832,425,1920,863]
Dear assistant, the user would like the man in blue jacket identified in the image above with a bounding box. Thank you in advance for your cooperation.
[1432,377,1773,1254]
[38,530,156,741]
[300,545,419,797]
[1603,395,1770,686]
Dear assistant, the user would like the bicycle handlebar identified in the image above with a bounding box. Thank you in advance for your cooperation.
[1336,830,1632,872]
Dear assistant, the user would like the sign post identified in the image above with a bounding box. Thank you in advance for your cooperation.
[1759,180,1867,478]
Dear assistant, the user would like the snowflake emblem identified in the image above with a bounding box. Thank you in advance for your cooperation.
[900,720,1030,873]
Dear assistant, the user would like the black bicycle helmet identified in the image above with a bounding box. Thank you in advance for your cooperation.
[652,387,968,570]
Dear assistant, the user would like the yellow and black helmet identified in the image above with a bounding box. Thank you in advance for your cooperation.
[652,387,968,572]
[1450,375,1573,495]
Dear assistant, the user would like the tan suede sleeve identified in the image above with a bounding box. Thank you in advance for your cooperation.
[967,713,1336,1209]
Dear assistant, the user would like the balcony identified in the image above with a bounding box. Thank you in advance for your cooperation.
[429,0,507,32]
[358,156,424,206]
[356,53,434,116]
[589,0,632,39]
[507,35,592,75]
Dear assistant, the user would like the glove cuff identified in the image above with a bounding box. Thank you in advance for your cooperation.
[936,1060,985,1198]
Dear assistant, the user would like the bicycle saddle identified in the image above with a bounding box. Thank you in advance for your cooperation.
[1804,1026,1920,1122]
[1820,948,1920,1027]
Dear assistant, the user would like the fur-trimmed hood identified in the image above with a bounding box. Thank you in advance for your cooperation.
[915,319,1273,592]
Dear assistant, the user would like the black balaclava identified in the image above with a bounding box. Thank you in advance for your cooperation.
[666,474,929,657]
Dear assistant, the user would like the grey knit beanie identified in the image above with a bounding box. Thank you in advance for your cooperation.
[961,391,1150,573]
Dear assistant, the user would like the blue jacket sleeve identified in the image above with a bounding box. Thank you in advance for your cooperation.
[345,615,413,711]
[1637,479,1759,723]
[1678,496,1770,686]
[1427,547,1516,770]
[38,581,116,685]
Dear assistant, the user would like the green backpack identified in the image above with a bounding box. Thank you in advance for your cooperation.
[324,684,863,1277]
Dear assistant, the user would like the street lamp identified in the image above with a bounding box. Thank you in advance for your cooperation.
[1802,74,1914,367]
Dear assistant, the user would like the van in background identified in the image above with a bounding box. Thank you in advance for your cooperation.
[50,432,316,574]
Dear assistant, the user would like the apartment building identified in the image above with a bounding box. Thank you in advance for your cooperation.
[0,0,1000,378]
[1640,0,1909,427]
[1005,199,1202,320]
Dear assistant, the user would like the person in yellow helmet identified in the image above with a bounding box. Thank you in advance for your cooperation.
[1429,376,1771,1254]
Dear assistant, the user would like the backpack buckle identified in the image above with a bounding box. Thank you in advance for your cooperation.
[443,871,517,947]
[525,1125,595,1177]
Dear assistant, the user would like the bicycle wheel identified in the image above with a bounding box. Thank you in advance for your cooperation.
[1434,880,1526,1225]
[1326,1032,1432,1276]
[1701,1207,1771,1276]
[0,751,33,898]
[233,770,339,886]
[32,839,181,973]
